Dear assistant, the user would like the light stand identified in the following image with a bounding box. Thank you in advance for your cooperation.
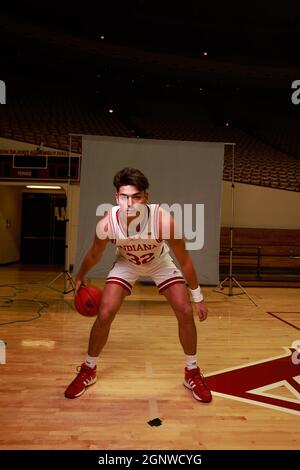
[47,135,75,295]
[215,143,258,306]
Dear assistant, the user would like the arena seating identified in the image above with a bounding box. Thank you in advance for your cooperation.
[127,102,300,192]
[220,227,300,285]
[0,92,132,153]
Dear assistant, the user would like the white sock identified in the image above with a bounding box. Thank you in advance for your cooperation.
[185,354,198,370]
[85,354,97,369]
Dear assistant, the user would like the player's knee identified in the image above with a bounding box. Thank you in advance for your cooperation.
[176,304,194,324]
[98,307,116,324]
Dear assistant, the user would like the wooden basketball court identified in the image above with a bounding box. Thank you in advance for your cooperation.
[0,266,299,450]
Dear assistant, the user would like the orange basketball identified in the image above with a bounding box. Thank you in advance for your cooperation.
[74,285,102,317]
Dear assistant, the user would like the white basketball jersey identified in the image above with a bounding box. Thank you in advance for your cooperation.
[108,204,169,267]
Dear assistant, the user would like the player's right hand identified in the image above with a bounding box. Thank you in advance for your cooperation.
[75,277,85,295]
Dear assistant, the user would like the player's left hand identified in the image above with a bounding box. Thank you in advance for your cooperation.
[194,300,208,322]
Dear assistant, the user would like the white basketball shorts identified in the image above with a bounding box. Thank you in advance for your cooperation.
[106,253,185,294]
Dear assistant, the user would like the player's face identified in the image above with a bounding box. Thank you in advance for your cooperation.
[116,185,148,215]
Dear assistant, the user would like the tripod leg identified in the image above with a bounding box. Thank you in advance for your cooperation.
[229,275,233,295]
[47,271,75,295]
[219,277,229,288]
[213,277,231,296]
[64,271,75,295]
[47,272,63,288]
[231,277,258,306]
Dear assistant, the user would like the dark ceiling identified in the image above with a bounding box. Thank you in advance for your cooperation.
[2,1,300,65]
[1,1,300,119]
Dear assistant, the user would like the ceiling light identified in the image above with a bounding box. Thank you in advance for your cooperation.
[26,185,62,190]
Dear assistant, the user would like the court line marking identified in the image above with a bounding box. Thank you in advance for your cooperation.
[266,311,300,331]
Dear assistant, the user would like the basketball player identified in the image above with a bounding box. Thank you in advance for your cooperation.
[65,168,212,403]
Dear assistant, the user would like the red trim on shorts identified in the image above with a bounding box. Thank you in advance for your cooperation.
[106,276,132,292]
[105,280,131,294]
[107,276,132,288]
[158,278,185,293]
[157,276,185,289]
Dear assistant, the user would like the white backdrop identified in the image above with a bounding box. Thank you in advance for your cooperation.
[74,136,224,285]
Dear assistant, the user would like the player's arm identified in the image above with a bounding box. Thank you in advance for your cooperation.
[75,214,110,292]
[158,208,208,321]
[168,237,199,289]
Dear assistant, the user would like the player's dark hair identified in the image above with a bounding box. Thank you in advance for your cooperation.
[113,168,149,192]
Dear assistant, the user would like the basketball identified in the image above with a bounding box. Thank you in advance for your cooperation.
[74,285,102,317]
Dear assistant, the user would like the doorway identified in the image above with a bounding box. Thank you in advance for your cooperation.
[21,192,66,264]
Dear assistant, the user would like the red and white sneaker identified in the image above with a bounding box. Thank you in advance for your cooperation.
[183,367,212,403]
[64,363,97,399]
